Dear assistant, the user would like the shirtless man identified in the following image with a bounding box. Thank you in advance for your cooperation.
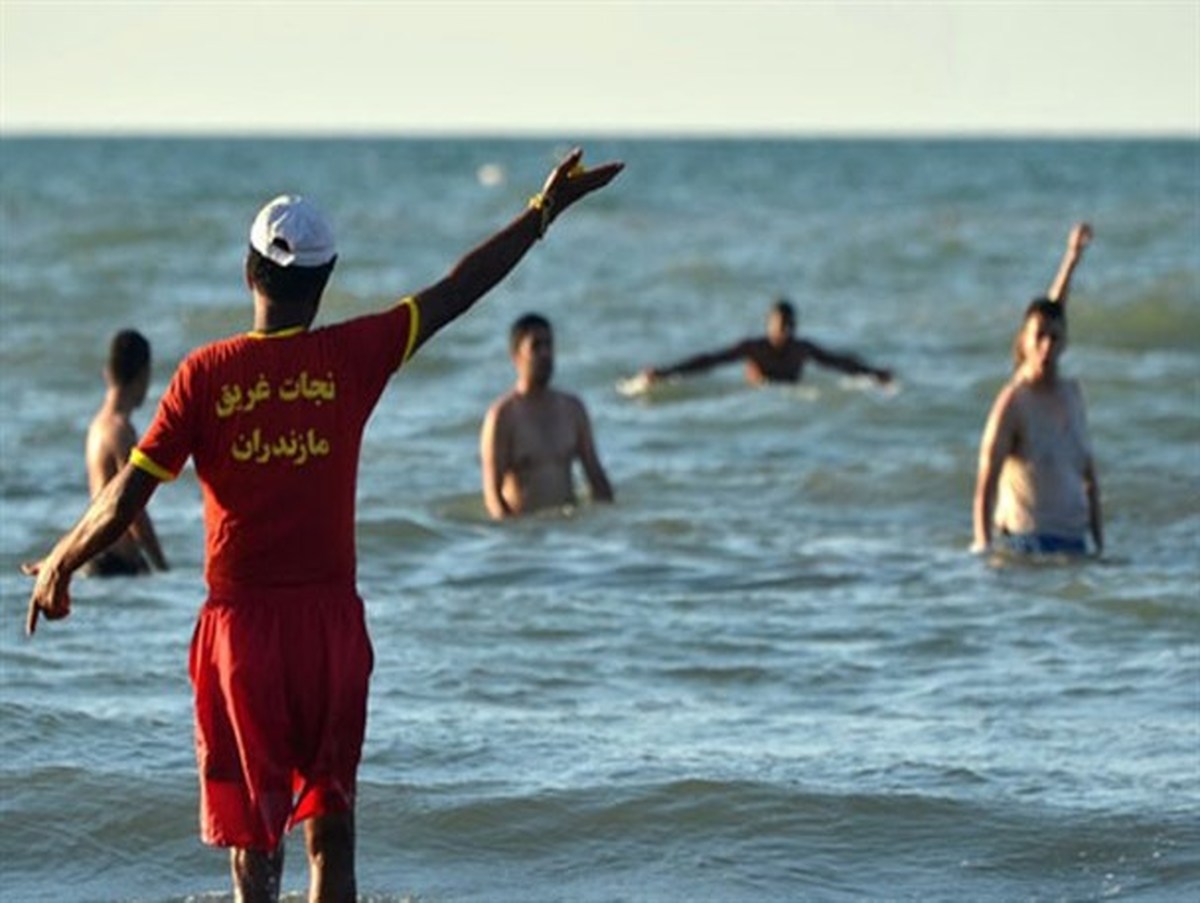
[480,313,614,518]
[973,222,1103,556]
[84,330,168,576]
[641,298,892,386]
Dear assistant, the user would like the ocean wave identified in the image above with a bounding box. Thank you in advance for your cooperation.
[1079,282,1200,351]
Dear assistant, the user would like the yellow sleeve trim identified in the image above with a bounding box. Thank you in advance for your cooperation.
[130,448,176,482]
[399,295,421,365]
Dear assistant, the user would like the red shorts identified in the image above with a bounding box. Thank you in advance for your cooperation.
[188,583,374,850]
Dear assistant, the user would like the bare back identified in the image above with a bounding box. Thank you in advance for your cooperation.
[86,405,147,565]
[87,408,136,495]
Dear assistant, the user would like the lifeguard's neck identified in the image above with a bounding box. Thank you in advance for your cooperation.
[252,290,318,334]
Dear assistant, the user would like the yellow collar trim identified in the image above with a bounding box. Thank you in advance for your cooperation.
[246,325,307,340]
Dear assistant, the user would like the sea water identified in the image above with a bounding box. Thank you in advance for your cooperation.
[0,137,1197,901]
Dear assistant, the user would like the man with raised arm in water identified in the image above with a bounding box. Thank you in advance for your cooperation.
[481,313,614,518]
[639,298,893,387]
[84,329,169,576]
[973,222,1104,556]
[23,148,622,903]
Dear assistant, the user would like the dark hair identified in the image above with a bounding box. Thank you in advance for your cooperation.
[1012,297,1067,368]
[771,298,796,323]
[108,329,150,385]
[509,312,552,353]
[245,246,336,307]
[1023,297,1065,324]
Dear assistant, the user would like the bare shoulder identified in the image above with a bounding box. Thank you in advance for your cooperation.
[996,377,1027,408]
[985,378,1027,427]
[1060,377,1091,416]
[555,388,587,409]
[488,389,521,415]
[553,389,592,420]
[483,391,520,431]
[89,409,136,451]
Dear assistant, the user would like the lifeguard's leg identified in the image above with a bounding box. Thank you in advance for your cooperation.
[231,844,284,903]
[305,810,356,902]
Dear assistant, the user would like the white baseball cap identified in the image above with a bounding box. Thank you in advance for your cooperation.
[249,194,337,267]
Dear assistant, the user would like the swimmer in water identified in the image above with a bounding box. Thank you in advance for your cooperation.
[639,298,892,387]
[973,222,1104,556]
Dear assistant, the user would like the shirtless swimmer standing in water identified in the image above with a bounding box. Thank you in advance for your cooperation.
[84,330,168,576]
[480,313,613,518]
[973,223,1104,556]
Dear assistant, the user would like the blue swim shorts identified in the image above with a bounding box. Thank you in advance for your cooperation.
[999,532,1088,556]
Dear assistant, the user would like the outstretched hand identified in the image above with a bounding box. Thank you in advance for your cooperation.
[1068,222,1093,255]
[21,558,70,636]
[539,148,624,228]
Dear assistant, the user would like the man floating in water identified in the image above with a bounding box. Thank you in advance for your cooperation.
[638,297,893,387]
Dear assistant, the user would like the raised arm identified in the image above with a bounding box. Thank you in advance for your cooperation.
[22,463,161,634]
[804,340,892,383]
[410,148,623,353]
[1046,222,1093,309]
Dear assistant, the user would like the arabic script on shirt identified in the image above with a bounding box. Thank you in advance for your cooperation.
[230,428,332,466]
[216,371,337,418]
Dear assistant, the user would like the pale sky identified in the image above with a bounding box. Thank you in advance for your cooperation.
[2,0,1198,136]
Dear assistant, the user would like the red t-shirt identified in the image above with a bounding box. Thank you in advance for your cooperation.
[133,300,418,593]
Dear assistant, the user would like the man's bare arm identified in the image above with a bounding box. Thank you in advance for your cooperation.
[573,401,613,504]
[409,149,623,353]
[22,464,161,634]
[972,386,1018,552]
[1047,222,1092,309]
[129,508,169,570]
[480,404,515,520]
[108,423,169,570]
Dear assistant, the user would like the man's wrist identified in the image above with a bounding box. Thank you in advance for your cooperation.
[527,192,554,238]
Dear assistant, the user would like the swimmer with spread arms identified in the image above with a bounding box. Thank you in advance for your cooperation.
[640,298,892,386]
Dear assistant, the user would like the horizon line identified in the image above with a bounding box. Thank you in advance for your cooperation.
[3,125,1197,142]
